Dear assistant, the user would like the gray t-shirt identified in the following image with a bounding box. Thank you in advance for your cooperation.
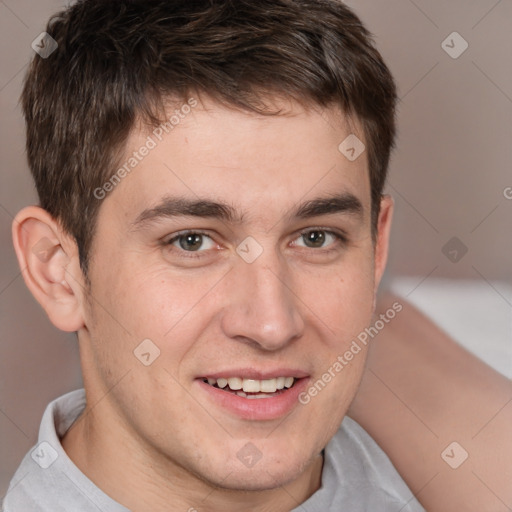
[3,389,424,511]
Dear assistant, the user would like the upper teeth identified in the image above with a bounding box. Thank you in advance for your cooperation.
[206,377,295,393]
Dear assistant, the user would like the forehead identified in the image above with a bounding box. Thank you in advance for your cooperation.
[102,96,370,226]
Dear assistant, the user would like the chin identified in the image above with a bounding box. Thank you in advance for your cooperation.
[190,451,310,492]
[212,465,302,492]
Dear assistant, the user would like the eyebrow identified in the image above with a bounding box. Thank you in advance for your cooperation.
[294,193,363,220]
[131,192,363,229]
[132,197,243,227]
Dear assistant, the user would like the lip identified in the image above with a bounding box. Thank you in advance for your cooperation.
[199,368,310,380]
[195,376,310,421]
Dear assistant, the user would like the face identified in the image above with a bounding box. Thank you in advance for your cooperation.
[78,96,390,492]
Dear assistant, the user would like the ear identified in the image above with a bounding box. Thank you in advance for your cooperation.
[12,206,86,332]
[373,194,394,292]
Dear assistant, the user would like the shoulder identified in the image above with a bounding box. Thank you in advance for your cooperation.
[2,390,127,512]
[323,417,426,511]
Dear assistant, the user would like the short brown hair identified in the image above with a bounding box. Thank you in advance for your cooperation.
[22,0,397,274]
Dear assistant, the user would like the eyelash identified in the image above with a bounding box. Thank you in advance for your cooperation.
[164,230,217,260]
[293,228,348,252]
[164,227,349,261]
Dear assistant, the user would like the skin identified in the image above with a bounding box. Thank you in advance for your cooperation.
[350,293,512,512]
[12,96,393,512]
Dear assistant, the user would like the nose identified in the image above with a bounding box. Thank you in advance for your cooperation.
[219,248,305,351]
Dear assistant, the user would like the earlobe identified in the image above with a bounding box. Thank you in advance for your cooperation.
[12,206,86,332]
[373,194,394,291]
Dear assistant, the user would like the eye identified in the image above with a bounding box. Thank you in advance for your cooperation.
[167,231,216,252]
[293,229,346,249]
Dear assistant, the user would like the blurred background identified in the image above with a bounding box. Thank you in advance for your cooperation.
[1,0,511,498]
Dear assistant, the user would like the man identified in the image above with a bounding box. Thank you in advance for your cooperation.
[2,0,482,510]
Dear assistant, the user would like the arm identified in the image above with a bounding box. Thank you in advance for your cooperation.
[348,293,512,512]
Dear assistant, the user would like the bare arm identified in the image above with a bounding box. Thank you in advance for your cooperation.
[348,293,512,512]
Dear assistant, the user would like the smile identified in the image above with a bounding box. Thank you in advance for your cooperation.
[202,376,296,398]
[197,374,309,420]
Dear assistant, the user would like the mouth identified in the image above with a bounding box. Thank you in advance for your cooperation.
[201,376,297,399]
[196,373,309,420]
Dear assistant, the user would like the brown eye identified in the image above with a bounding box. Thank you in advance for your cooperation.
[302,230,326,248]
[293,229,347,252]
[167,232,215,252]
[178,233,203,251]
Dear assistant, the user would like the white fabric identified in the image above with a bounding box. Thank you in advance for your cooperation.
[390,277,512,378]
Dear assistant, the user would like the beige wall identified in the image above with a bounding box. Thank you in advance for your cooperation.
[356,0,512,283]
[1,0,511,496]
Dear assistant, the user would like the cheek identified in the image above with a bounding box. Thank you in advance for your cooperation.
[96,261,206,335]
[298,250,375,341]
[297,255,375,436]
[89,263,225,379]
